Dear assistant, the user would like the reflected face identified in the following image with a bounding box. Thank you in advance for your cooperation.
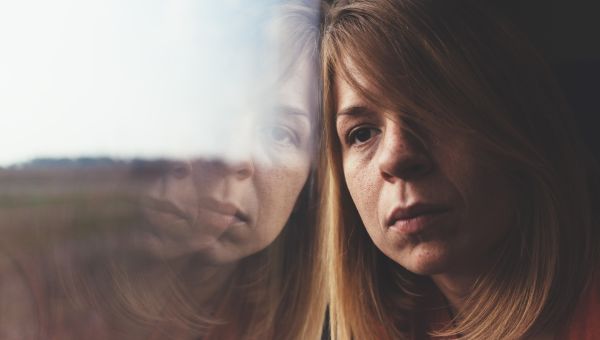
[139,60,315,264]
[334,73,515,276]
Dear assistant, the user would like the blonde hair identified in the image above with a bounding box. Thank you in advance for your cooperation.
[58,2,327,339]
[321,0,599,339]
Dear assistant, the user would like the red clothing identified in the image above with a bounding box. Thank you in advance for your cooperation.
[559,278,600,340]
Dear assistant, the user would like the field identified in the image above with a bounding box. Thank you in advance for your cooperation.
[0,162,156,339]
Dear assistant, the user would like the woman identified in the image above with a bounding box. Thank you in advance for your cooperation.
[321,0,599,339]
[0,2,327,339]
[80,3,325,339]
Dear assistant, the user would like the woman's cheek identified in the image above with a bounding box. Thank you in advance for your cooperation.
[256,152,311,212]
[344,157,379,227]
[251,167,308,246]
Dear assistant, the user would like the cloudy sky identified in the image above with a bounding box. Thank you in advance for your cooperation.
[0,0,288,166]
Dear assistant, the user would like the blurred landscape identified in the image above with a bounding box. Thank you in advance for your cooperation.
[0,157,168,337]
[0,157,167,256]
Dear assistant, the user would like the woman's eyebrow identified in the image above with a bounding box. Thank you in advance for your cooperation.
[273,104,311,119]
[272,105,313,130]
[336,105,373,118]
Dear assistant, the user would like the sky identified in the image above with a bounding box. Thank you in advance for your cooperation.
[0,0,291,166]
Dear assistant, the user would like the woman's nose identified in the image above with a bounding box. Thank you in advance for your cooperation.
[197,155,255,181]
[377,124,433,182]
[169,156,254,181]
[214,156,255,180]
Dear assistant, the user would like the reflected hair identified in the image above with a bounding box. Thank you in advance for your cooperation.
[59,2,327,340]
[321,0,599,339]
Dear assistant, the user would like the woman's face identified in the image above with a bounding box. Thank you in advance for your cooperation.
[334,73,516,276]
[139,60,315,265]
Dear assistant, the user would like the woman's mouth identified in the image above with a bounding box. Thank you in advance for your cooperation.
[386,203,451,234]
[196,198,249,231]
[141,196,193,223]
[141,196,249,231]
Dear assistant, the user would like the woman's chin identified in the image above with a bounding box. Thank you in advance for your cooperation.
[389,242,456,276]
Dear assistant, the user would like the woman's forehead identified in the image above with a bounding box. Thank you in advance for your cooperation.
[331,59,412,116]
[274,58,320,117]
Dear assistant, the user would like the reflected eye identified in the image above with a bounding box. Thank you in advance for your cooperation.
[348,127,380,145]
[262,125,298,146]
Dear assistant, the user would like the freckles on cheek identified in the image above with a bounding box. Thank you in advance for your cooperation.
[343,159,378,224]
[259,164,309,209]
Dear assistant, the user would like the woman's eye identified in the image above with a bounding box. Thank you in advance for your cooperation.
[348,127,380,145]
[263,125,297,146]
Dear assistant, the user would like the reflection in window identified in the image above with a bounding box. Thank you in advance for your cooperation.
[0,1,326,339]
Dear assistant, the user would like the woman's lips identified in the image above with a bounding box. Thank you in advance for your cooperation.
[386,203,451,234]
[141,196,249,231]
[141,196,192,223]
[196,199,249,230]
[195,209,242,230]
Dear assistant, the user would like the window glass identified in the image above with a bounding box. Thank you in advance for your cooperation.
[0,1,323,339]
